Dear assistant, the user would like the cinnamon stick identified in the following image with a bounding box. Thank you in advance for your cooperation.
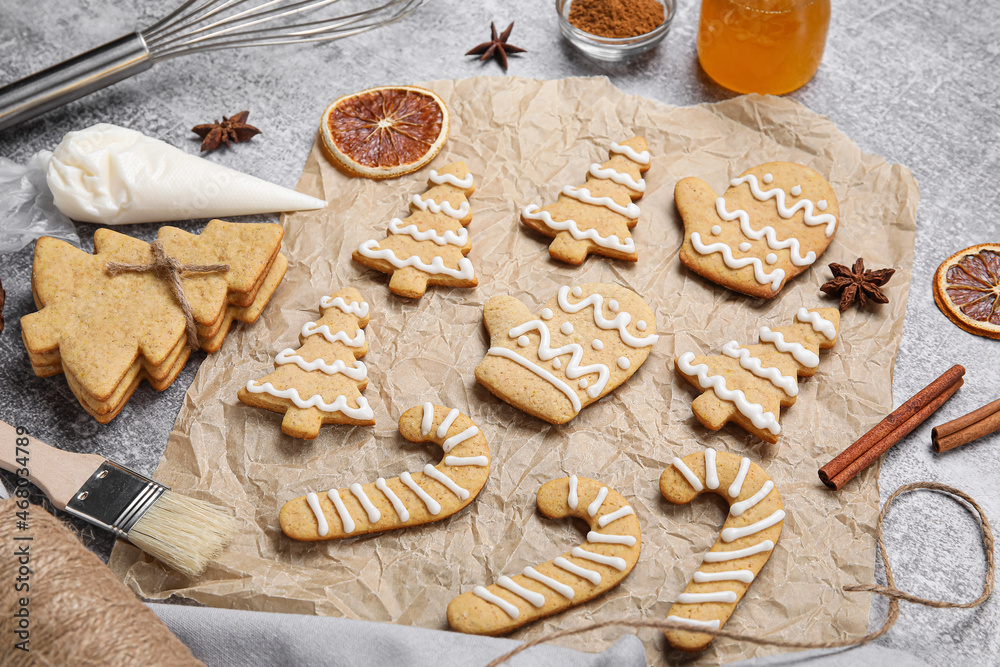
[819,365,965,490]
[933,396,1000,453]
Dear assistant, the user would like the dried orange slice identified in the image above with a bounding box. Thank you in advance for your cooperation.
[320,85,449,180]
[934,243,1000,339]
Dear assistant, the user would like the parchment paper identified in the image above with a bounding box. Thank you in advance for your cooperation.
[110,77,919,665]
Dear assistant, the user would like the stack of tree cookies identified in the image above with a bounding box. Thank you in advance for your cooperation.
[20,220,287,423]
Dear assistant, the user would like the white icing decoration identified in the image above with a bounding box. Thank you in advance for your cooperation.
[561,185,640,219]
[795,307,837,340]
[553,557,602,585]
[429,169,474,189]
[729,458,752,499]
[244,381,374,419]
[557,286,658,348]
[712,225,723,236]
[444,455,489,467]
[598,506,634,528]
[766,253,778,264]
[423,464,469,500]
[301,322,365,347]
[356,239,475,279]
[762,173,773,184]
[521,205,636,253]
[305,492,329,537]
[678,591,738,604]
[609,141,651,165]
[540,308,554,320]
[442,426,480,453]
[388,217,468,246]
[587,531,637,547]
[568,475,579,509]
[517,335,530,347]
[721,509,785,542]
[730,480,774,518]
[421,402,434,436]
[473,586,519,620]
[328,489,355,534]
[608,300,619,312]
[578,379,588,389]
[636,320,647,331]
[730,173,837,236]
[497,576,545,608]
[617,357,630,370]
[739,242,752,252]
[667,615,721,630]
[274,350,368,380]
[690,232,786,292]
[592,339,604,350]
[560,322,574,335]
[671,456,704,492]
[523,566,575,599]
[703,540,775,562]
[410,193,469,220]
[587,487,609,517]
[506,320,610,399]
[715,198,818,266]
[552,358,562,369]
[571,546,627,571]
[676,353,781,435]
[436,408,460,438]
[721,341,799,397]
[704,448,720,490]
[588,163,646,192]
[791,185,802,196]
[376,477,409,522]
[319,296,369,317]
[758,326,819,367]
[350,483,381,523]
[694,569,755,584]
[399,471,440,515]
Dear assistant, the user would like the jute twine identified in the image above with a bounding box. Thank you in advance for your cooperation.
[106,240,228,350]
[487,481,995,667]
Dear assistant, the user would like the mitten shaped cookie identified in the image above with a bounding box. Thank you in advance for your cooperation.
[239,287,374,438]
[279,404,490,540]
[660,449,784,652]
[448,476,640,635]
[677,162,839,298]
[353,162,477,298]
[475,283,659,424]
[675,307,840,443]
[521,138,650,264]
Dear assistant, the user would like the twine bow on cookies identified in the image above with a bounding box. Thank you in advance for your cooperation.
[106,240,229,351]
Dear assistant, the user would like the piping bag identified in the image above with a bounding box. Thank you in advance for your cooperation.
[0,123,326,253]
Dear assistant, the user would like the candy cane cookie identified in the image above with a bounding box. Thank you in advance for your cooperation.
[659,449,784,652]
[279,404,490,540]
[448,476,640,636]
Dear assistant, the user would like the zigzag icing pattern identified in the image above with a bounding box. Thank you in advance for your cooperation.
[691,232,786,292]
[274,351,368,380]
[521,205,636,253]
[588,163,646,192]
[507,320,611,398]
[715,198,817,266]
[556,286,659,348]
[561,185,640,219]
[731,174,837,236]
[244,382,374,418]
[410,193,470,220]
[676,353,781,435]
[721,341,798,397]
[388,217,468,246]
[356,240,476,280]
[319,295,369,317]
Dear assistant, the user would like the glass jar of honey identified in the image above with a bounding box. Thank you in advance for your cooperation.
[697,0,831,95]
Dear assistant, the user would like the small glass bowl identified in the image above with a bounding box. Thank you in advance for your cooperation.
[556,0,675,63]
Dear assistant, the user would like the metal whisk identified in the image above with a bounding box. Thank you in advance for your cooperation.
[0,0,424,132]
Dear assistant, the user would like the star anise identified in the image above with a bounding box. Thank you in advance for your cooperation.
[465,21,526,72]
[192,110,261,152]
[821,258,895,311]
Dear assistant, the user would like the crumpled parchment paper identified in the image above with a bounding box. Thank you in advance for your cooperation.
[110,76,919,665]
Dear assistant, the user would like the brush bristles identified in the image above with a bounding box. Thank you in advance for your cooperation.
[127,491,235,577]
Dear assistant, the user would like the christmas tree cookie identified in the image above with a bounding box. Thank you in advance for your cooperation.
[239,287,374,439]
[675,308,840,443]
[521,137,650,265]
[353,162,477,298]
[676,162,839,298]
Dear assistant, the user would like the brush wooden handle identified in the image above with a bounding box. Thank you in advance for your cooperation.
[0,420,104,509]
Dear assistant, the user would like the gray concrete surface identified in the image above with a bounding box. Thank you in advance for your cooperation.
[0,0,997,663]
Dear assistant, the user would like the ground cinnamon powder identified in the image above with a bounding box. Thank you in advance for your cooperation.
[568,0,665,38]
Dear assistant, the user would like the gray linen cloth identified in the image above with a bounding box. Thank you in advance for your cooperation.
[151,603,927,666]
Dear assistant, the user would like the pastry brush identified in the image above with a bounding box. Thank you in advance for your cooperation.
[0,419,234,577]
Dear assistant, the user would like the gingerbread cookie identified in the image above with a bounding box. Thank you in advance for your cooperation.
[475,283,658,424]
[521,138,650,264]
[448,476,640,635]
[239,287,374,438]
[660,449,783,652]
[279,404,490,540]
[677,162,839,298]
[353,162,477,298]
[675,307,840,443]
